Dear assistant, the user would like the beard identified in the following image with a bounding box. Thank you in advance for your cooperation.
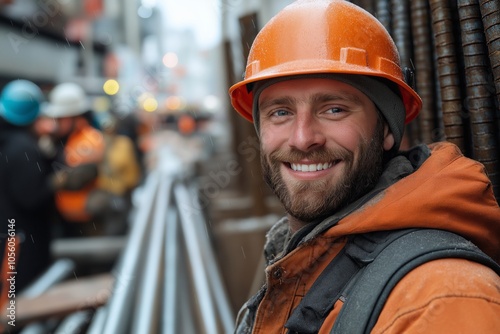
[261,121,386,224]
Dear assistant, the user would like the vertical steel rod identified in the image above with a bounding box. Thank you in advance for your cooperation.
[101,172,159,333]
[162,209,179,334]
[188,184,235,333]
[131,175,171,334]
[175,182,219,334]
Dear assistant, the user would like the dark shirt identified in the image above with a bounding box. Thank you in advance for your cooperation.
[0,118,55,290]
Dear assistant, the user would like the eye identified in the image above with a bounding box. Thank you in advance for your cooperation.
[272,109,291,117]
[325,107,344,114]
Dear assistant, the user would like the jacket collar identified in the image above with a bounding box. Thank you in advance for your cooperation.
[264,144,431,261]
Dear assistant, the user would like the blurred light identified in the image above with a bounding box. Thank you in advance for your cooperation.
[138,92,158,112]
[137,5,153,18]
[143,97,158,112]
[103,79,120,95]
[202,95,220,112]
[162,52,178,68]
[165,96,183,110]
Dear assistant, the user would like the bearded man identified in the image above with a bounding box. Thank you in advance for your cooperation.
[228,1,500,333]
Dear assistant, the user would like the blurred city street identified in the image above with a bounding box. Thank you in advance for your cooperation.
[0,1,284,332]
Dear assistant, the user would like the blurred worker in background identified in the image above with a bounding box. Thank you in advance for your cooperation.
[177,113,197,136]
[0,80,96,291]
[229,0,500,333]
[43,82,103,237]
[115,111,145,175]
[89,111,142,235]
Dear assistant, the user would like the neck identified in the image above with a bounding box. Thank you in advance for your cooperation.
[287,215,309,234]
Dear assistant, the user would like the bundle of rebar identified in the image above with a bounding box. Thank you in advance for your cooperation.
[353,0,500,201]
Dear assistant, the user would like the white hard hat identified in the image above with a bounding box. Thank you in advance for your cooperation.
[43,82,88,118]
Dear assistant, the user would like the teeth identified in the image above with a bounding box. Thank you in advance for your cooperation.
[291,162,334,172]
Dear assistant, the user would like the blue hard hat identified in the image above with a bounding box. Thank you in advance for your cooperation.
[0,80,44,126]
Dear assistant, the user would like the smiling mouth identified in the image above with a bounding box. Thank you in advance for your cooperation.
[288,160,340,172]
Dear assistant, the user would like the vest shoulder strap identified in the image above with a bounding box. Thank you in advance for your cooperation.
[284,228,500,334]
[333,228,500,333]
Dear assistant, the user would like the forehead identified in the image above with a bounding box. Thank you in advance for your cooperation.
[258,78,371,105]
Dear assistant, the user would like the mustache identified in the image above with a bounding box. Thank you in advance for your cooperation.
[268,147,352,163]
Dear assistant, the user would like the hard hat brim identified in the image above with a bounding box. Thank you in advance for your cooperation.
[42,100,89,119]
[229,66,422,125]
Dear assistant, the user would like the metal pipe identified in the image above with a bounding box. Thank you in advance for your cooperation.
[458,0,500,198]
[54,310,92,334]
[176,251,197,334]
[162,209,179,334]
[20,259,75,298]
[19,323,48,334]
[411,0,439,144]
[51,236,126,265]
[376,0,392,35]
[429,0,467,152]
[392,0,412,69]
[188,183,235,333]
[131,174,172,334]
[479,0,500,203]
[174,182,219,334]
[101,171,159,333]
[86,307,107,334]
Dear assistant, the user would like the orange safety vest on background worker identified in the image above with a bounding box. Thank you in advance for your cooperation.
[55,119,105,223]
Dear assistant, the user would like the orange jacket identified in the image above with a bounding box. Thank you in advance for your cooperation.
[55,122,104,222]
[237,142,500,333]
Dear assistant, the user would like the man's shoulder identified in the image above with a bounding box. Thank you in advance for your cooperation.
[1,130,37,155]
[375,258,500,333]
[394,257,500,299]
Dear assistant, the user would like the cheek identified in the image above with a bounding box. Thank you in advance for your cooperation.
[259,126,284,153]
[328,122,370,153]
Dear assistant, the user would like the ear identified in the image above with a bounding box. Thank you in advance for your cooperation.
[382,123,395,151]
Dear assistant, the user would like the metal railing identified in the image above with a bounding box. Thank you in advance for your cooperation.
[91,147,235,334]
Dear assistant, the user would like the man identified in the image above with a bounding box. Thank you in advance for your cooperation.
[229,1,500,333]
[43,82,103,235]
[89,112,141,235]
[0,80,96,290]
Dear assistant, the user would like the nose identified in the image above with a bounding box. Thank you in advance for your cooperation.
[287,112,326,152]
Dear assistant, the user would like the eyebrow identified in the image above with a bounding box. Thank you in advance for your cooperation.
[259,91,364,111]
[311,91,364,106]
[259,96,296,111]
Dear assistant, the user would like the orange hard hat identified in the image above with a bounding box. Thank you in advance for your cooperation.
[229,0,421,124]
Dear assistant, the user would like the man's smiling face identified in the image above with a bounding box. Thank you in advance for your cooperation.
[258,77,394,227]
